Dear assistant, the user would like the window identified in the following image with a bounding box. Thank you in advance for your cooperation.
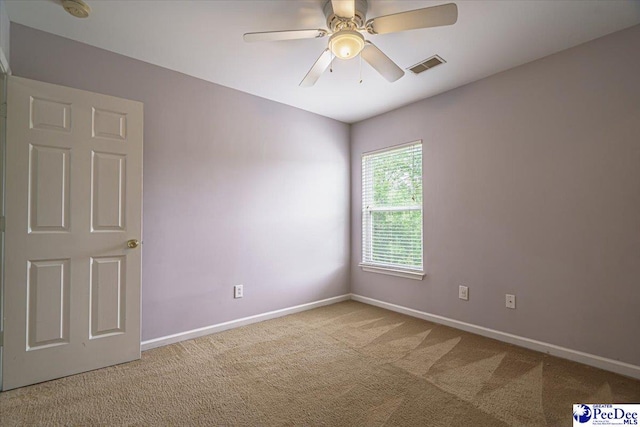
[361,141,424,279]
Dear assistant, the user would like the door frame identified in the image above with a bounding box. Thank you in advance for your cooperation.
[0,53,9,387]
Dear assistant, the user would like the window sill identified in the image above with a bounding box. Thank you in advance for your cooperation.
[359,263,425,280]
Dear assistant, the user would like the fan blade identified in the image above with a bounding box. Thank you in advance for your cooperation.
[366,3,458,35]
[300,49,333,87]
[331,0,355,19]
[243,29,328,42]
[361,42,404,82]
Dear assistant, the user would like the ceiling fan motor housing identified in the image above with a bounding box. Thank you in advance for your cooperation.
[323,0,368,31]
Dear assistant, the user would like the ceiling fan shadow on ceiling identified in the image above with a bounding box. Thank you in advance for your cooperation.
[243,0,458,87]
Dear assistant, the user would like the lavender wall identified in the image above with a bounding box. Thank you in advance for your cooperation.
[351,25,640,366]
[10,21,640,367]
[10,24,350,341]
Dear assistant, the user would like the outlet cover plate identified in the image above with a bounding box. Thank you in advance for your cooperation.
[459,285,469,301]
[506,294,516,309]
[234,284,243,299]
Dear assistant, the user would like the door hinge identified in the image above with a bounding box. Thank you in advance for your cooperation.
[0,103,6,118]
[0,216,4,232]
[0,331,3,346]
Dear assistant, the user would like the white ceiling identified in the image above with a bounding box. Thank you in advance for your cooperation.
[6,0,640,123]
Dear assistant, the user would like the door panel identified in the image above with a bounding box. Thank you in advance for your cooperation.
[27,259,71,349]
[92,107,127,140]
[30,97,71,133]
[90,255,126,338]
[3,76,143,391]
[28,144,71,232]
[91,152,126,231]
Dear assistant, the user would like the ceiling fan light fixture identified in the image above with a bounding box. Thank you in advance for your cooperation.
[329,30,365,59]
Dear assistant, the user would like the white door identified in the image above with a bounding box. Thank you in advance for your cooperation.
[2,76,143,391]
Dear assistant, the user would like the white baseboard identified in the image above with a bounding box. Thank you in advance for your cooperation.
[141,292,640,380]
[141,294,351,351]
[351,294,640,380]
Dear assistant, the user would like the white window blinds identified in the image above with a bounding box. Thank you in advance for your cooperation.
[361,141,423,272]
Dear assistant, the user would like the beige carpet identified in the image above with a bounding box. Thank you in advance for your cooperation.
[1,301,639,426]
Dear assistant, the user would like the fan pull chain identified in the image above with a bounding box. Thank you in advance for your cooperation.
[359,53,363,84]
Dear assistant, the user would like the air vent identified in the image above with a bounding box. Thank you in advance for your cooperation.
[408,55,446,75]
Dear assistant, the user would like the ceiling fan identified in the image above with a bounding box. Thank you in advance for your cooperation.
[243,0,458,87]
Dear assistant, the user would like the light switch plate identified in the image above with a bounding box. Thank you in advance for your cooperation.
[459,285,469,301]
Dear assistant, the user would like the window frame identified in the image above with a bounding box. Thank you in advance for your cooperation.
[359,140,425,280]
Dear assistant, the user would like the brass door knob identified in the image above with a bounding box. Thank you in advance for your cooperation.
[127,239,141,249]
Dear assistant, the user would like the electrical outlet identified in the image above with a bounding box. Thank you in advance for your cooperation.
[458,285,469,301]
[506,294,516,309]
[234,284,243,299]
